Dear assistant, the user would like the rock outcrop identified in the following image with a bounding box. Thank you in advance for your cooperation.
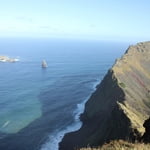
[0,56,19,62]
[59,42,150,150]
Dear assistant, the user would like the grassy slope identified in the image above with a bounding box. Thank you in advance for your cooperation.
[80,140,150,150]
[112,42,150,135]
[59,42,150,150]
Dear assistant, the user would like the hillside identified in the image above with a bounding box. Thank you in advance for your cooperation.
[59,42,150,150]
[79,140,150,150]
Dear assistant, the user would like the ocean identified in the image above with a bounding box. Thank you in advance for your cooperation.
[0,38,129,150]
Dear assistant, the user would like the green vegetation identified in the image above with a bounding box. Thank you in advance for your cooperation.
[79,140,150,150]
[119,82,126,88]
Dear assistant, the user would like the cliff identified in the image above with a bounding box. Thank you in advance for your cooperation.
[59,41,150,150]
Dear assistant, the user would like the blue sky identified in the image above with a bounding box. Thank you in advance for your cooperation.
[0,0,150,41]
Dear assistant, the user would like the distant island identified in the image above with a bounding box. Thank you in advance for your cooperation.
[0,56,19,62]
[59,41,150,150]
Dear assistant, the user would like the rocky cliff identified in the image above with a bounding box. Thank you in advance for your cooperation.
[59,42,150,150]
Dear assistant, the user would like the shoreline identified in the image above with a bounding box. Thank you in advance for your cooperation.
[40,79,100,150]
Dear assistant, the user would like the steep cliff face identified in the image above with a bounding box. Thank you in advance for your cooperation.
[59,42,150,150]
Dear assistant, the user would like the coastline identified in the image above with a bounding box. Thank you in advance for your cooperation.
[40,79,100,150]
[0,39,128,150]
[59,41,150,150]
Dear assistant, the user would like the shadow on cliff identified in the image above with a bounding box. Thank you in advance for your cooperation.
[59,69,141,150]
[142,117,150,142]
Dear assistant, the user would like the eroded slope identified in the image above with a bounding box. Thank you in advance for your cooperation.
[59,42,150,150]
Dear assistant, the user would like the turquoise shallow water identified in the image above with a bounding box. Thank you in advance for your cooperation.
[0,62,42,133]
[0,38,129,150]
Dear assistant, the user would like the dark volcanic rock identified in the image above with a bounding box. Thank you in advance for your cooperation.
[59,42,150,150]
[142,117,150,142]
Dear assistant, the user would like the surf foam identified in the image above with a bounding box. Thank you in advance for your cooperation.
[40,79,100,150]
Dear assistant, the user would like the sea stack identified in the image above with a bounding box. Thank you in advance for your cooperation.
[42,60,48,68]
[59,41,150,150]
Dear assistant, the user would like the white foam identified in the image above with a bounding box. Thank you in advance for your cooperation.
[2,121,10,128]
[14,58,20,62]
[40,79,100,150]
[0,60,6,62]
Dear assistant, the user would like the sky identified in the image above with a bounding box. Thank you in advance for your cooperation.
[0,0,150,41]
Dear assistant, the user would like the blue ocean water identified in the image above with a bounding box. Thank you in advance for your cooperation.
[0,38,129,150]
